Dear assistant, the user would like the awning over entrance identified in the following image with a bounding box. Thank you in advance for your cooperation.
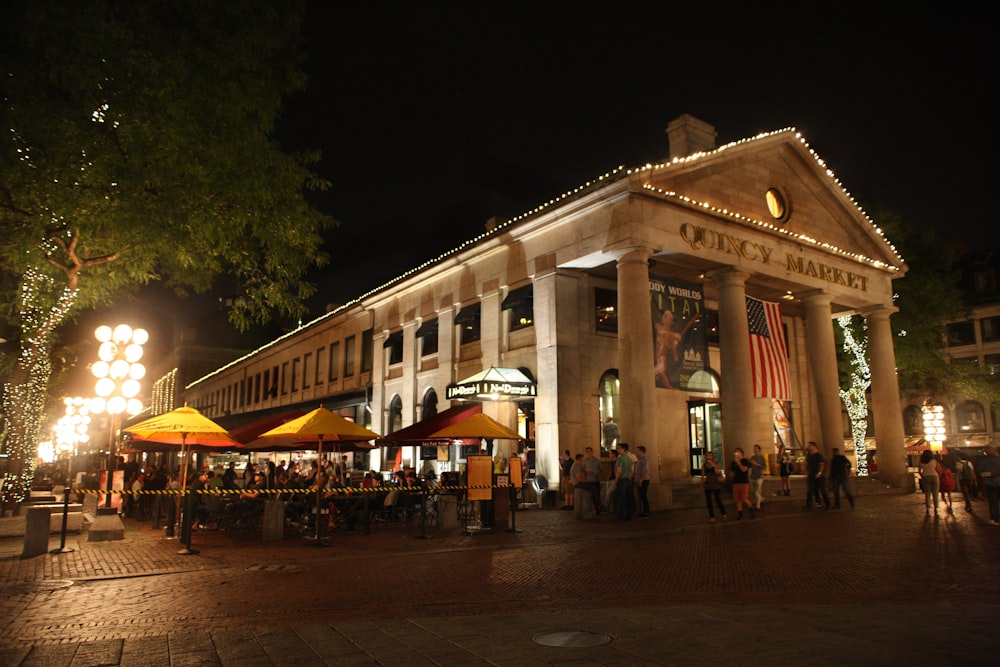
[376,403,482,445]
[445,366,537,401]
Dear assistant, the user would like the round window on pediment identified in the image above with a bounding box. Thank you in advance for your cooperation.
[765,187,790,223]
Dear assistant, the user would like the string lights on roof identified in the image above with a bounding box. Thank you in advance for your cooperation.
[188,127,904,388]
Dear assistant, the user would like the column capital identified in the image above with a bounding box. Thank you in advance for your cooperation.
[708,268,749,289]
[861,305,898,320]
[609,244,654,266]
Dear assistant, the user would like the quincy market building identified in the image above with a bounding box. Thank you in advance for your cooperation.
[179,115,910,507]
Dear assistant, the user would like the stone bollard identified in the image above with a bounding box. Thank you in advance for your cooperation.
[262,500,285,541]
[22,506,52,558]
[437,495,458,530]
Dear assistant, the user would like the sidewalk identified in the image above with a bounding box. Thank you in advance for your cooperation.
[1,490,998,666]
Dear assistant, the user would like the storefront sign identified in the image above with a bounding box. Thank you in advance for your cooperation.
[678,223,869,292]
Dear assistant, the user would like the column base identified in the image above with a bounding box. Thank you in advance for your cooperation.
[877,472,917,492]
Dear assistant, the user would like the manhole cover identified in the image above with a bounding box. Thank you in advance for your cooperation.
[245,564,300,573]
[532,631,612,648]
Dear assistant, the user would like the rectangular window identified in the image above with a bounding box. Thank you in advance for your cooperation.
[361,329,373,372]
[281,361,289,395]
[291,358,300,392]
[503,284,534,332]
[263,369,271,399]
[328,342,340,381]
[344,336,356,377]
[947,320,976,346]
[254,373,261,404]
[315,347,325,385]
[981,316,1000,342]
[239,380,246,408]
[384,331,404,365]
[595,288,618,333]
[416,319,438,356]
[302,353,312,389]
[455,303,482,344]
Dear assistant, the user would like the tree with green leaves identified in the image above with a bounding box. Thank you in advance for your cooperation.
[0,0,331,504]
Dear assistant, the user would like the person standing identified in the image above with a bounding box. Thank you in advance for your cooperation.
[614,442,635,521]
[579,446,602,515]
[701,452,726,523]
[939,459,956,514]
[957,456,976,513]
[729,448,752,520]
[560,449,574,510]
[918,450,941,517]
[804,441,831,510]
[976,445,1000,525]
[748,444,766,511]
[634,445,651,518]
[829,447,855,509]
[777,444,793,496]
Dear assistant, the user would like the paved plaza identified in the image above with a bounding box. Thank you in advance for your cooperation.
[0,487,998,666]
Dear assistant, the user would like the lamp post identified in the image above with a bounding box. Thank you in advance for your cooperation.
[922,402,946,452]
[87,324,146,541]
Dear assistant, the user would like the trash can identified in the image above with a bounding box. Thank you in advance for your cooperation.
[437,494,458,530]
[262,500,284,541]
[22,506,51,558]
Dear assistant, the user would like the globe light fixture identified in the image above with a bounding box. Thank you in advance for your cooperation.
[921,403,946,452]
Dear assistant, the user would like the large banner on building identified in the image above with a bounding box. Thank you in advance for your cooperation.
[650,274,707,390]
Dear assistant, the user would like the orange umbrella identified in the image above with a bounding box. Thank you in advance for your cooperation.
[428,412,523,441]
[258,406,380,542]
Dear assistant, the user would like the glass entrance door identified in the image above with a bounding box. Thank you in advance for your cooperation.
[688,400,723,475]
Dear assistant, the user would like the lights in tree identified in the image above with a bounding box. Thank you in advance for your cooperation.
[922,403,947,451]
[838,316,871,477]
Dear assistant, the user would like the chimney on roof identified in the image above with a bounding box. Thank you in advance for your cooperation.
[666,114,717,160]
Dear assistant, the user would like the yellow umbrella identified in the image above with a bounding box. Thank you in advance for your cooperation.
[428,412,524,441]
[123,405,237,553]
[258,406,380,542]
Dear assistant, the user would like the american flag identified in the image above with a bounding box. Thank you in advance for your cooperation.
[746,297,791,400]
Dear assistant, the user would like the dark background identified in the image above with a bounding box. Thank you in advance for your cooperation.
[64,3,998,393]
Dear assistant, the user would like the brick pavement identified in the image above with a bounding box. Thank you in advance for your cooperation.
[0,489,998,666]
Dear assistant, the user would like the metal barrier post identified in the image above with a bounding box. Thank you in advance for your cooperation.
[51,486,75,554]
[178,490,198,555]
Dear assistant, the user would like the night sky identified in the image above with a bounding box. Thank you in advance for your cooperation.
[65,3,997,394]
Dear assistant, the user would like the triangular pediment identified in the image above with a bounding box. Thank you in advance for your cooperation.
[640,129,905,272]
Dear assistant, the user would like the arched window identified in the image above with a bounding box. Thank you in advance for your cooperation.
[686,369,720,396]
[956,400,986,433]
[598,370,620,455]
[387,395,403,434]
[422,388,438,418]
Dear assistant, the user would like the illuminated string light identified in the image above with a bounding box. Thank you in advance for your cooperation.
[838,316,871,477]
[188,127,902,390]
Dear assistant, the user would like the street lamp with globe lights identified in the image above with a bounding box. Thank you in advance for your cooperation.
[54,397,91,459]
[88,324,146,536]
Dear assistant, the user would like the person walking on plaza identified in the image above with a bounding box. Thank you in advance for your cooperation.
[614,442,635,521]
[805,441,830,510]
[730,447,752,519]
[977,445,1000,525]
[634,445,651,517]
[560,449,574,510]
[918,449,942,517]
[778,444,793,496]
[957,456,976,512]
[939,459,956,514]
[829,447,855,509]
[748,444,766,511]
[701,452,726,523]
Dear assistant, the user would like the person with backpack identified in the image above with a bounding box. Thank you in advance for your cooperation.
[829,447,855,510]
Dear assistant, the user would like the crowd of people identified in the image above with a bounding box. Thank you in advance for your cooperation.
[558,439,1000,527]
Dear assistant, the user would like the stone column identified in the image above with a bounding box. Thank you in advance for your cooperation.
[480,280,502,369]
[401,320,417,425]
[533,267,582,490]
[715,270,754,464]
[616,246,657,459]
[865,306,911,488]
[803,293,843,459]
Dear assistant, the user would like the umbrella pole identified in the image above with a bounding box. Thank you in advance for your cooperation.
[310,437,327,546]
